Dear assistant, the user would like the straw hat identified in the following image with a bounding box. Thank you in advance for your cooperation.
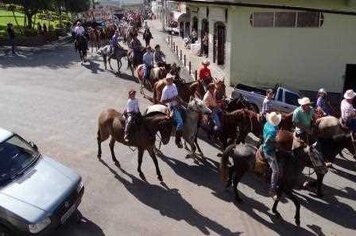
[298,97,311,106]
[202,59,210,65]
[266,112,282,126]
[128,89,136,96]
[318,88,327,94]
[344,89,356,100]
[165,73,175,80]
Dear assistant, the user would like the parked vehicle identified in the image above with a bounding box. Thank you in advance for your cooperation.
[231,83,302,113]
[0,128,84,235]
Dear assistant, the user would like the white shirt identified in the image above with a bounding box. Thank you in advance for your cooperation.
[341,99,356,121]
[143,52,154,67]
[74,26,85,36]
[127,98,140,113]
[161,84,178,109]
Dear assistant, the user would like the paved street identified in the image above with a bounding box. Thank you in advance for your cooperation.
[0,29,355,236]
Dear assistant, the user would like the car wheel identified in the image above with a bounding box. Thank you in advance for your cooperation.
[0,224,11,236]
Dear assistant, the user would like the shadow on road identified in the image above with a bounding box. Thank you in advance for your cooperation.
[54,211,105,236]
[99,159,241,235]
[0,45,79,69]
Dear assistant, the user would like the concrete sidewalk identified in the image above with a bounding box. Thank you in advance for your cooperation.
[147,19,234,96]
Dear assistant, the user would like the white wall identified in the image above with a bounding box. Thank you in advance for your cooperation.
[230,7,356,93]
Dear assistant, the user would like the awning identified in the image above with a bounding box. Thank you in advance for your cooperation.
[171,11,188,22]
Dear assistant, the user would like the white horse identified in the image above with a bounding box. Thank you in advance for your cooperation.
[97,44,127,74]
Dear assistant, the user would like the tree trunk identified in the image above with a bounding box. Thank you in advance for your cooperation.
[25,12,35,29]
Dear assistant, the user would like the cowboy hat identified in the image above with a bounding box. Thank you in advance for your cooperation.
[318,88,327,94]
[165,73,175,80]
[298,97,311,106]
[202,59,210,65]
[128,89,136,96]
[266,112,282,126]
[344,89,356,99]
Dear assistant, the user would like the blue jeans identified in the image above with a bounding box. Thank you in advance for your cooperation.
[172,106,183,130]
[212,107,222,130]
[347,119,356,132]
[144,65,152,80]
[264,152,279,189]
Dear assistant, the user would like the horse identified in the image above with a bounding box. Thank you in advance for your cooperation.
[75,35,88,63]
[220,131,320,226]
[127,48,144,76]
[88,27,100,52]
[96,109,174,181]
[98,45,128,74]
[136,63,172,92]
[188,76,214,99]
[279,109,325,131]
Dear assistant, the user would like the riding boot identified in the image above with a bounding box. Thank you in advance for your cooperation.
[175,130,183,148]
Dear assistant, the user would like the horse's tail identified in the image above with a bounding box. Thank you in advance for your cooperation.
[220,144,235,182]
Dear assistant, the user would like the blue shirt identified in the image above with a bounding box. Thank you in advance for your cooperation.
[317,97,332,115]
[262,122,278,155]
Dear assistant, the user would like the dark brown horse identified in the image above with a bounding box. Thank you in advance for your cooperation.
[279,109,325,131]
[220,138,308,226]
[97,109,174,181]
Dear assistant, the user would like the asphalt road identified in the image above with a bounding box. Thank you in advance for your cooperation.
[0,39,355,236]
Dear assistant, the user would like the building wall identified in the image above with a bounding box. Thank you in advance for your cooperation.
[230,6,356,93]
[188,4,231,85]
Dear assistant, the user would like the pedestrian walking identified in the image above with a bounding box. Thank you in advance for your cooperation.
[7,23,16,55]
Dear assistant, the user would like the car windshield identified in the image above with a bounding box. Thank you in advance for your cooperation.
[0,135,38,184]
[285,91,300,106]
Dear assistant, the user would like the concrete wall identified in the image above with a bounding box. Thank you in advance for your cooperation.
[229,6,356,93]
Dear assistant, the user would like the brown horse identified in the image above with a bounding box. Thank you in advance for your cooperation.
[136,63,172,93]
[97,109,174,181]
[220,137,308,226]
[279,109,325,131]
[189,77,226,99]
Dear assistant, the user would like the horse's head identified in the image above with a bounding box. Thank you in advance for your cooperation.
[214,78,226,99]
[157,114,174,145]
[188,97,211,114]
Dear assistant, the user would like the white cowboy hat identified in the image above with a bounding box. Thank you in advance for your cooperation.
[202,59,210,65]
[165,73,175,80]
[318,88,327,94]
[298,97,311,106]
[344,89,356,99]
[266,112,282,126]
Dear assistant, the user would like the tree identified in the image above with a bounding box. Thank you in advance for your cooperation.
[63,0,91,13]
[4,0,52,28]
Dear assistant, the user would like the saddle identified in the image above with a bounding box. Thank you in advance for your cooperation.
[253,149,269,177]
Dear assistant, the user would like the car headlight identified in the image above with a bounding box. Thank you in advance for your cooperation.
[77,180,84,193]
[28,217,51,234]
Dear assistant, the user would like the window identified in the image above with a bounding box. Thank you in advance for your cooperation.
[250,11,324,28]
[285,92,300,106]
[275,12,296,27]
[277,91,283,102]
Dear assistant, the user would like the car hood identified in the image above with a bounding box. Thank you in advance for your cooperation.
[0,156,80,222]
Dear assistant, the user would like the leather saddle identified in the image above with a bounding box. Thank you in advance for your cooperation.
[253,149,269,177]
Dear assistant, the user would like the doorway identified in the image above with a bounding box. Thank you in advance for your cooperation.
[213,22,226,65]
[344,64,356,92]
[200,19,209,56]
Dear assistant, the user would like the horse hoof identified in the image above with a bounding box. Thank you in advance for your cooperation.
[97,154,101,159]
[139,172,146,181]
[114,161,121,168]
[158,175,163,182]
[295,219,301,227]
[274,212,282,219]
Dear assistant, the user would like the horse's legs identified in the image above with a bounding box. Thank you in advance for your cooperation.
[103,55,107,70]
[233,169,245,203]
[97,129,104,159]
[316,173,325,198]
[272,189,283,218]
[147,147,163,182]
[194,134,204,158]
[285,190,301,226]
[116,59,120,74]
[137,148,145,180]
[225,166,234,188]
[185,138,196,159]
[109,137,120,166]
[108,55,113,70]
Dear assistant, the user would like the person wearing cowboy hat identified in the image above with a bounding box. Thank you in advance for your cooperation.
[143,46,154,81]
[262,112,282,199]
[124,89,141,142]
[316,88,333,116]
[292,97,314,150]
[199,59,212,92]
[153,44,166,67]
[161,73,185,148]
[341,89,356,132]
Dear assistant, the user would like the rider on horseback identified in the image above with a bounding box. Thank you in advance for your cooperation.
[110,30,121,54]
[292,97,314,151]
[203,83,222,132]
[129,36,143,66]
[154,44,166,67]
[161,73,184,148]
[262,112,282,199]
[124,89,141,142]
[316,88,333,116]
[73,21,88,50]
[199,59,212,92]
[143,46,154,81]
[340,89,356,132]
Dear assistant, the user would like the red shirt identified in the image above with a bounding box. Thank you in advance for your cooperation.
[199,67,212,81]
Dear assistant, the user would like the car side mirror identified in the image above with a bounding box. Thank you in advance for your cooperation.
[29,141,38,152]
